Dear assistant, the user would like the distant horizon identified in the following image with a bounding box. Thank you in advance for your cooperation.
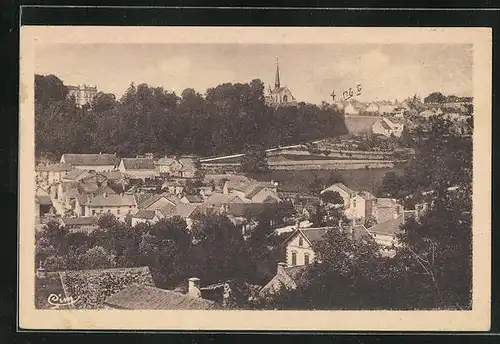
[35,43,473,104]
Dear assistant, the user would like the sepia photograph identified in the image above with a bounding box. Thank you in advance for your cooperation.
[19,26,491,331]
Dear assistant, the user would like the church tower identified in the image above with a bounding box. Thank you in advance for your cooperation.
[264,58,297,107]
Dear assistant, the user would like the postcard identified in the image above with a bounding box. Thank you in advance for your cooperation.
[19,26,491,331]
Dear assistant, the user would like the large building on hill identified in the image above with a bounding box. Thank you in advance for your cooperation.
[264,59,297,107]
[67,84,98,107]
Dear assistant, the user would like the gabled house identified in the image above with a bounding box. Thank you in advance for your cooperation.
[180,194,203,205]
[345,190,376,223]
[281,227,332,267]
[372,117,404,138]
[130,209,161,227]
[62,169,92,183]
[367,214,405,248]
[161,179,185,195]
[136,193,178,211]
[35,163,72,186]
[320,183,357,209]
[119,158,158,180]
[155,156,197,178]
[60,217,99,233]
[85,193,137,219]
[259,262,309,298]
[372,198,403,224]
[103,284,218,310]
[154,203,201,230]
[60,153,119,172]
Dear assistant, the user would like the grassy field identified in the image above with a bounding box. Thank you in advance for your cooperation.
[248,167,404,194]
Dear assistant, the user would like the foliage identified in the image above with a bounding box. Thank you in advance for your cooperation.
[35,75,347,158]
[241,144,269,173]
[320,190,343,205]
[264,113,472,310]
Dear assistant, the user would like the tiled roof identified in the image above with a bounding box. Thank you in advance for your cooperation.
[60,217,98,226]
[205,192,232,205]
[137,193,176,209]
[59,266,154,309]
[132,209,157,220]
[36,195,52,205]
[173,204,199,218]
[301,227,330,244]
[60,181,81,191]
[134,192,153,206]
[98,171,126,181]
[358,191,376,200]
[367,215,404,236]
[103,284,217,310]
[93,185,117,195]
[121,158,156,170]
[244,184,267,199]
[376,198,400,208]
[36,163,72,172]
[156,204,177,217]
[61,154,119,166]
[155,157,177,166]
[86,194,136,207]
[183,194,203,203]
[64,169,88,181]
[322,183,357,196]
[82,182,99,193]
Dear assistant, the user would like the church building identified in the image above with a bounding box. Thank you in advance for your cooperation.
[265,59,297,107]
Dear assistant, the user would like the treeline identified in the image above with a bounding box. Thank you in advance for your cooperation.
[35,74,347,158]
[252,117,473,310]
[36,208,291,290]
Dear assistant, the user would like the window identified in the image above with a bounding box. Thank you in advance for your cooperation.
[353,199,356,208]
[298,236,303,247]
[304,253,310,265]
[117,209,121,215]
[92,210,96,215]
[283,95,288,102]
[291,252,297,266]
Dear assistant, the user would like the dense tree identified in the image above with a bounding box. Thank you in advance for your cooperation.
[320,190,343,205]
[241,144,269,173]
[35,75,347,159]
[424,92,446,103]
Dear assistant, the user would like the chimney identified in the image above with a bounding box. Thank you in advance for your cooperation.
[188,277,201,298]
[277,262,287,273]
[36,261,46,279]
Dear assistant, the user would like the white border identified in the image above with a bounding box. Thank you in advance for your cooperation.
[19,26,492,331]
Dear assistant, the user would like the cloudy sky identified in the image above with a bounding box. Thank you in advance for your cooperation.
[35,43,472,104]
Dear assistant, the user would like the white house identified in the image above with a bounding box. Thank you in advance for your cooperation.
[119,158,158,180]
[345,191,376,222]
[60,153,119,172]
[365,102,379,113]
[35,163,72,186]
[344,103,359,115]
[372,117,404,138]
[320,183,357,209]
[281,227,331,266]
[84,193,137,220]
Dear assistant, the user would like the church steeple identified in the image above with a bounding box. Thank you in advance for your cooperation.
[275,57,281,89]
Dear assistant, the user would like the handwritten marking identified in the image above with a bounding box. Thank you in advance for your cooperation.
[332,84,362,102]
[47,294,80,309]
